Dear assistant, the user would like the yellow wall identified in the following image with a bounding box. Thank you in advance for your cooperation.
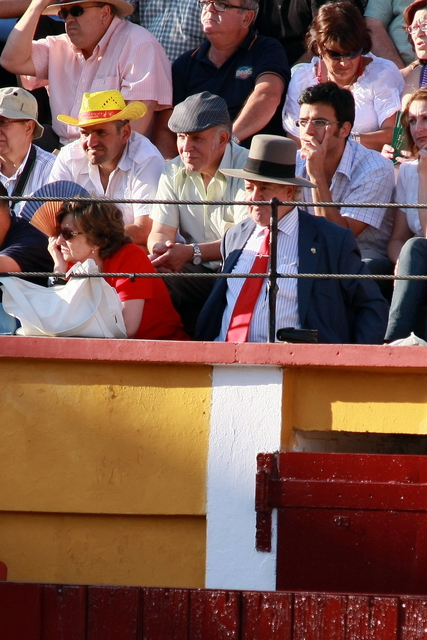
[282,368,427,449]
[0,360,211,586]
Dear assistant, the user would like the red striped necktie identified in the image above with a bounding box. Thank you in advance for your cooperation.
[226,227,270,342]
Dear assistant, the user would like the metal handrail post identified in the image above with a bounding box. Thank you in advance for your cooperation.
[268,198,279,343]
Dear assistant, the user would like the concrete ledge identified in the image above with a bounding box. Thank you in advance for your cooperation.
[0,336,426,370]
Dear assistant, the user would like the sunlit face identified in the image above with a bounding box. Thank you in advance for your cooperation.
[79,121,130,168]
[177,127,228,175]
[56,213,97,263]
[298,103,346,151]
[64,3,112,58]
[0,118,34,160]
[245,180,297,226]
[321,40,362,86]
[200,0,254,37]
[410,9,427,60]
[408,99,427,150]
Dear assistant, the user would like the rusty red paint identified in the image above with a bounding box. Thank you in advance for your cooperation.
[142,587,189,640]
[0,582,42,640]
[256,453,279,552]
[241,591,292,639]
[2,335,427,370]
[0,584,427,639]
[189,590,240,639]
[41,584,86,640]
[293,593,347,640]
[268,454,427,595]
[0,561,7,581]
[86,586,140,640]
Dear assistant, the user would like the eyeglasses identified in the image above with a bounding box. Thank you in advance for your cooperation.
[323,47,363,60]
[0,118,26,128]
[198,0,251,12]
[58,4,104,20]
[406,22,427,35]
[58,227,83,241]
[296,119,341,129]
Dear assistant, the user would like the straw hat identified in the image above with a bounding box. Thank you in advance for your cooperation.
[222,135,316,188]
[57,90,147,127]
[43,0,134,19]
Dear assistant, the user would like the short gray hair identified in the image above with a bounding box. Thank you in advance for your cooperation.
[241,0,259,18]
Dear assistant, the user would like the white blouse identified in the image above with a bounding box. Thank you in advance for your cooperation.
[395,160,423,238]
[282,53,404,138]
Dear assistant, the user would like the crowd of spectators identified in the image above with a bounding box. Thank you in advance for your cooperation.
[0,0,425,343]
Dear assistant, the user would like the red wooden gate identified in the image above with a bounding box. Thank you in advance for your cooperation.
[256,452,427,595]
[1,582,427,639]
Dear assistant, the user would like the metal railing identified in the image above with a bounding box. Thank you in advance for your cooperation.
[3,194,427,342]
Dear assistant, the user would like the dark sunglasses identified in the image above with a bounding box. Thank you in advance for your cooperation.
[58,4,104,20]
[58,227,83,241]
[323,47,363,60]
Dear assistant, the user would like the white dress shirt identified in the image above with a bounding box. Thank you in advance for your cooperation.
[50,131,164,225]
[217,208,302,342]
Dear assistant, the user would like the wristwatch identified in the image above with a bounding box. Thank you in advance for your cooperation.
[192,244,203,265]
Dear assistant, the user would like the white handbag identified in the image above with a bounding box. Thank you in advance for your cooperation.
[0,259,127,338]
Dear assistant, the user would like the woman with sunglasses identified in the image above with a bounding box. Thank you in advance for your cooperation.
[385,88,427,341]
[401,0,427,105]
[283,1,404,151]
[48,200,188,340]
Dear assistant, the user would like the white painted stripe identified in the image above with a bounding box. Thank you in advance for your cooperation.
[206,364,282,590]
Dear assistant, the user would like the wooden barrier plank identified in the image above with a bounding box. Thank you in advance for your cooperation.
[400,597,427,640]
[346,596,372,640]
[41,584,87,640]
[142,587,189,640]
[241,591,292,639]
[87,586,140,640]
[293,594,346,640]
[189,590,240,640]
[369,597,399,640]
[0,582,42,640]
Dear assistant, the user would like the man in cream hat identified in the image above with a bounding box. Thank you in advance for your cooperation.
[195,134,388,344]
[0,0,171,146]
[0,87,54,217]
[50,90,164,246]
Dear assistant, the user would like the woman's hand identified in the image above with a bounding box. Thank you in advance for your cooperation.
[48,236,68,274]
[381,144,415,164]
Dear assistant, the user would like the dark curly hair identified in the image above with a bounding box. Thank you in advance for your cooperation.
[306,1,371,57]
[56,200,131,259]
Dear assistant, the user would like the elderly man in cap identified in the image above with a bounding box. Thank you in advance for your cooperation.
[0,87,54,217]
[195,135,388,344]
[148,91,249,337]
[49,90,164,246]
[0,0,171,146]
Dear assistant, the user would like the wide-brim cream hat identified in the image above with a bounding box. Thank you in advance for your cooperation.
[43,0,134,18]
[0,87,44,139]
[57,90,147,127]
[222,135,316,188]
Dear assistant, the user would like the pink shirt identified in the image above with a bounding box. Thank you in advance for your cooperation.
[21,17,172,145]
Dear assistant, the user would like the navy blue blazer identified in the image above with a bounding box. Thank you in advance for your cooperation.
[195,210,388,344]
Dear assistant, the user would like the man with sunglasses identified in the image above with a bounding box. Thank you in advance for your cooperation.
[170,0,289,150]
[295,82,395,299]
[0,0,171,147]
